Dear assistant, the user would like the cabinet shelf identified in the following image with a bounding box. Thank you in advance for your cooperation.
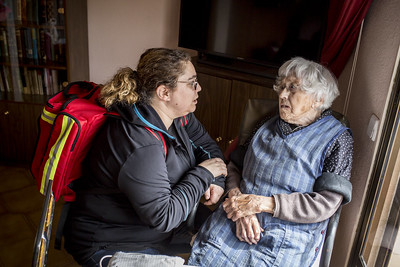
[0,60,67,69]
[0,22,65,30]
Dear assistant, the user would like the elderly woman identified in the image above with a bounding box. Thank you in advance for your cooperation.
[188,57,353,267]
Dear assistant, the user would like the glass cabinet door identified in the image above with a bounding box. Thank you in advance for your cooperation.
[0,0,67,100]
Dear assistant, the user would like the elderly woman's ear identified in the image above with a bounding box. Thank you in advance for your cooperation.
[313,98,324,110]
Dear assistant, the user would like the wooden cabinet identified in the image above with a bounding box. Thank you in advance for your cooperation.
[0,0,89,163]
[193,60,278,151]
[0,95,45,162]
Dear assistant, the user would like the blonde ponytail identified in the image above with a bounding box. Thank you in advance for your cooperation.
[99,67,140,109]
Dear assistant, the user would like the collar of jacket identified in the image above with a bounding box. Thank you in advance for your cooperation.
[111,102,175,140]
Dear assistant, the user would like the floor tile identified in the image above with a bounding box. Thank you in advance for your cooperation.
[1,185,44,213]
[0,238,35,267]
[0,167,34,193]
[0,214,35,243]
[0,164,79,267]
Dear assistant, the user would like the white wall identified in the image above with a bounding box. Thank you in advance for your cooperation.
[87,0,182,83]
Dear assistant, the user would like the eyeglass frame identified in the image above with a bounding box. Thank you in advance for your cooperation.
[177,78,199,90]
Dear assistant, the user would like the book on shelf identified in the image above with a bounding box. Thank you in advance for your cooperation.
[32,0,40,25]
[23,27,33,62]
[7,28,19,60]
[0,28,9,58]
[11,66,23,94]
[39,0,47,25]
[21,0,27,23]
[0,69,5,92]
[43,67,51,94]
[31,69,40,94]
[46,0,57,25]
[31,27,39,64]
[26,0,34,24]
[57,0,64,26]
[38,28,46,63]
[51,68,58,93]
[22,67,30,94]
[15,28,24,60]
[2,67,11,92]
[37,68,43,94]
[0,66,23,94]
[44,30,52,62]
[15,0,22,22]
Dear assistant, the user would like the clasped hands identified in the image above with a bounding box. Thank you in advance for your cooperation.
[222,189,274,245]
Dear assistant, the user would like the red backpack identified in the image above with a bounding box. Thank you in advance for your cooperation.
[31,81,119,202]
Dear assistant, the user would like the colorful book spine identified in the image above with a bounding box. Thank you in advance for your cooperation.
[0,28,9,59]
[15,29,24,60]
[31,28,39,64]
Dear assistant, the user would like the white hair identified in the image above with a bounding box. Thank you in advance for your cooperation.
[273,57,339,110]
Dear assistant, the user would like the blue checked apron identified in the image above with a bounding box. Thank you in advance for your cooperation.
[189,115,348,267]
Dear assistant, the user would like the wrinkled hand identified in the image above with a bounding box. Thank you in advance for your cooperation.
[203,184,224,205]
[236,215,264,245]
[223,194,261,221]
[199,158,227,178]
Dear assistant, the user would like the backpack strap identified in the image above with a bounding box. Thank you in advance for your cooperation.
[144,127,167,156]
[180,115,188,127]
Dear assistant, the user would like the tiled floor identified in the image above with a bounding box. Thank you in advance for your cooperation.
[0,164,79,267]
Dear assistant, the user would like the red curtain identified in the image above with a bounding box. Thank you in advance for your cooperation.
[320,0,373,77]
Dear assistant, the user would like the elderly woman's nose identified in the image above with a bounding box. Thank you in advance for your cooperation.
[279,88,290,99]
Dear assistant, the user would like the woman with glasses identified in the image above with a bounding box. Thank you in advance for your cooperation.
[188,57,353,267]
[63,48,227,267]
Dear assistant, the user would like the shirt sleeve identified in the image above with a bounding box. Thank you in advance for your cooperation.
[273,190,343,223]
[322,129,354,179]
[225,161,242,193]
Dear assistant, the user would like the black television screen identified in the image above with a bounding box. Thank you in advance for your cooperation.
[178,0,330,75]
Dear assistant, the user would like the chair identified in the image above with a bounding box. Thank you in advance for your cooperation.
[226,98,349,267]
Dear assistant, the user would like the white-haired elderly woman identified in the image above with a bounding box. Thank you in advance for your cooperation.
[188,57,353,267]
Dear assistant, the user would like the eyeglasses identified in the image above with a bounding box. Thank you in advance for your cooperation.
[177,78,198,90]
[273,82,301,93]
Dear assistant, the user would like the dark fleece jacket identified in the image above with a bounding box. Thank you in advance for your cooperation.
[64,103,224,264]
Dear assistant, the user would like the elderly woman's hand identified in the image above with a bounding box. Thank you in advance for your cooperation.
[236,215,264,245]
[223,194,275,221]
